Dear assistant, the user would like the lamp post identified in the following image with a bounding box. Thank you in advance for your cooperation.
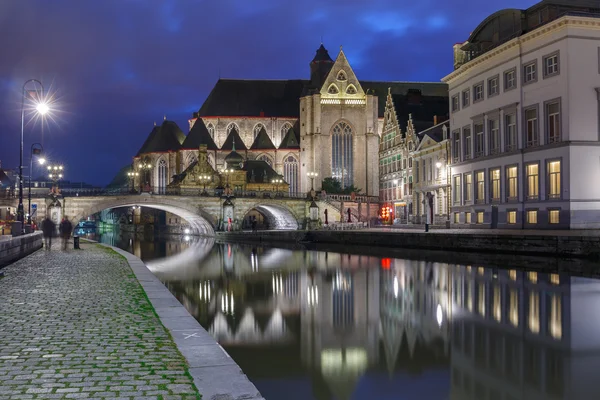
[220,168,234,197]
[47,164,64,192]
[307,171,318,199]
[28,143,45,225]
[271,178,282,194]
[198,174,211,195]
[18,79,49,225]
[127,170,139,193]
[138,158,152,191]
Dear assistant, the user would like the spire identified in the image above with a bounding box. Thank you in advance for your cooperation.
[340,44,343,51]
[232,137,236,152]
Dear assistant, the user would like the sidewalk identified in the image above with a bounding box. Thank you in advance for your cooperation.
[0,242,201,399]
[369,226,600,237]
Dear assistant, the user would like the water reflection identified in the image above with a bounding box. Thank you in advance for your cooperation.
[105,236,600,400]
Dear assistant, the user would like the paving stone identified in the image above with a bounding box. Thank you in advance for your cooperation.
[0,243,201,399]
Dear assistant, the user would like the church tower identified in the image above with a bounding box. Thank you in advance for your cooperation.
[300,46,379,195]
[309,44,334,90]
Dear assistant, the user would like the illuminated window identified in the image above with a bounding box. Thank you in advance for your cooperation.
[328,84,339,94]
[549,209,560,224]
[509,289,519,327]
[465,212,472,224]
[507,211,517,224]
[464,173,472,202]
[207,123,215,139]
[283,155,299,194]
[528,291,540,334]
[548,161,561,199]
[453,176,461,203]
[527,210,538,224]
[493,286,501,322]
[490,169,500,201]
[331,121,353,189]
[509,270,517,281]
[346,84,357,95]
[336,70,347,81]
[526,163,539,200]
[550,274,560,285]
[506,166,517,200]
[475,171,485,203]
[549,294,562,340]
[528,271,538,283]
[454,212,460,223]
[478,283,486,317]
[476,212,484,224]
[157,159,167,195]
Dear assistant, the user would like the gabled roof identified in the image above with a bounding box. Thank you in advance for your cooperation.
[135,120,185,156]
[198,79,307,117]
[244,160,282,184]
[250,127,276,150]
[221,127,247,151]
[182,119,218,150]
[416,120,450,148]
[278,127,300,149]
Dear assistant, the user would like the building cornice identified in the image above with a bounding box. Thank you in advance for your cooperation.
[442,15,600,85]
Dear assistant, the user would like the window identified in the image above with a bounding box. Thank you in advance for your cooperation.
[465,212,472,224]
[451,95,460,112]
[507,210,517,224]
[332,121,353,188]
[475,171,485,203]
[462,89,470,107]
[549,209,560,224]
[453,131,461,162]
[476,211,484,224]
[464,173,472,202]
[454,212,460,223]
[463,127,472,160]
[283,155,299,194]
[207,123,215,139]
[548,160,561,199]
[525,108,538,147]
[328,84,339,94]
[505,113,517,151]
[257,153,273,167]
[157,159,167,194]
[488,76,499,97]
[546,101,561,143]
[474,123,484,158]
[526,163,539,200]
[527,210,538,224]
[523,61,537,84]
[543,52,559,78]
[489,119,499,154]
[550,273,560,285]
[473,83,484,102]
[414,161,419,183]
[453,176,461,204]
[504,68,516,90]
[409,157,412,168]
[336,70,347,81]
[253,123,265,139]
[490,169,500,201]
[280,123,292,144]
[346,85,357,95]
[506,166,518,200]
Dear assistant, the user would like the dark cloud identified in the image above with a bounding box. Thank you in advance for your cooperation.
[0,0,535,185]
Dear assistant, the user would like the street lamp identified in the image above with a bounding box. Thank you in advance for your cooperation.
[307,171,318,191]
[127,170,139,193]
[47,164,64,192]
[198,174,211,195]
[271,178,283,193]
[27,143,44,225]
[220,168,234,197]
[17,79,49,225]
[138,158,152,191]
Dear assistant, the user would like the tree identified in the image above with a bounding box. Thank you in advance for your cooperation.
[319,177,361,194]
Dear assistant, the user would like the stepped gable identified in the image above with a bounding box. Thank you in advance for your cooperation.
[278,127,300,149]
[221,126,247,151]
[250,127,276,150]
[182,119,218,150]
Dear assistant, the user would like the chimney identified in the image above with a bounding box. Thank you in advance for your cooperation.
[259,110,265,117]
[433,115,438,125]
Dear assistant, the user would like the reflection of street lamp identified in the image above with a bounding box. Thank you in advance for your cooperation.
[18,79,49,225]
[436,158,450,225]
[28,143,45,225]
[198,174,211,195]
[47,164,64,192]
[127,170,139,193]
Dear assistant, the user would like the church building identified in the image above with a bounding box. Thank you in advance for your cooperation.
[133,44,448,197]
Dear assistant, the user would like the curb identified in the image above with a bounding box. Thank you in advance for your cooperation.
[94,241,265,400]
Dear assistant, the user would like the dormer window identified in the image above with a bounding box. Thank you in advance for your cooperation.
[328,84,339,94]
[346,84,357,95]
[336,70,347,81]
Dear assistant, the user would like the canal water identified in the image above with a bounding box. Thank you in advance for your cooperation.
[96,232,599,400]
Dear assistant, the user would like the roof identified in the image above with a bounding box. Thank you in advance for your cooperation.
[390,93,449,134]
[0,169,12,188]
[135,120,185,156]
[278,127,300,149]
[198,79,308,117]
[363,82,449,118]
[311,44,334,63]
[244,160,282,184]
[182,119,218,150]
[250,127,276,150]
[220,127,247,151]
[105,164,132,189]
[417,120,449,143]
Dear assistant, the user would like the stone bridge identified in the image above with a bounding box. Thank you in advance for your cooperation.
[0,193,349,236]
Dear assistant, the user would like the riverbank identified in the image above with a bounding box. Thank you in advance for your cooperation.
[216,228,600,260]
[0,241,263,400]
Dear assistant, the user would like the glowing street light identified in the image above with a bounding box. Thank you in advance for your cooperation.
[36,102,50,115]
[27,143,45,225]
[198,174,211,195]
[127,170,139,192]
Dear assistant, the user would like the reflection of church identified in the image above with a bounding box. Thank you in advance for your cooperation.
[129,44,447,196]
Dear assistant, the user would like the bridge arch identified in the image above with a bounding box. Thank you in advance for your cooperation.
[71,196,216,236]
[236,201,301,230]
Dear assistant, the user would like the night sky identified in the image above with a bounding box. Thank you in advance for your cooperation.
[0,0,534,186]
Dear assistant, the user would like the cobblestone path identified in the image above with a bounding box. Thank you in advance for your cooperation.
[0,243,201,400]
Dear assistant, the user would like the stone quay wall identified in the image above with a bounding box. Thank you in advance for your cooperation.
[0,232,43,269]
[216,230,600,260]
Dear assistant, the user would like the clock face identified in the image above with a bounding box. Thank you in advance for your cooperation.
[239,162,244,168]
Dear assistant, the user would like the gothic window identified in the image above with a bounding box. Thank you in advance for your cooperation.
[253,123,265,139]
[186,154,197,169]
[336,70,347,81]
[157,159,167,194]
[280,123,291,145]
[331,121,353,188]
[257,154,273,167]
[328,84,339,94]
[226,123,238,134]
[346,84,357,95]
[207,123,215,139]
[284,155,299,194]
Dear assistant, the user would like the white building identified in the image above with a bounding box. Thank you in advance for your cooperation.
[442,1,600,229]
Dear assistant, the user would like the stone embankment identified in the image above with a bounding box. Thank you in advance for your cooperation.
[0,241,263,400]
[0,231,43,269]
[217,228,600,260]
